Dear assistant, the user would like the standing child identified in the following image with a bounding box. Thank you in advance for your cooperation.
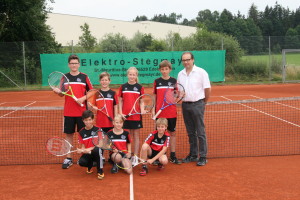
[52,54,93,169]
[118,67,144,156]
[152,60,181,164]
[107,115,133,175]
[77,110,104,180]
[139,118,170,176]
[95,72,118,133]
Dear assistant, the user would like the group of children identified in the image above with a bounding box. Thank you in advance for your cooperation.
[53,54,181,179]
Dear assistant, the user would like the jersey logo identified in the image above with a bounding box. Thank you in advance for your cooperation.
[168,82,172,86]
[124,87,128,90]
[91,131,97,136]
[121,135,126,140]
[107,93,112,98]
[154,139,157,142]
[133,87,138,91]
[138,123,141,127]
[84,134,87,137]
[161,140,164,143]
[159,82,162,85]
[76,78,82,82]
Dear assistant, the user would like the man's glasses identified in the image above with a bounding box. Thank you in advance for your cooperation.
[182,59,192,62]
[69,63,79,65]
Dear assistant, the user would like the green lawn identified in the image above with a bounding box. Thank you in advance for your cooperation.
[242,53,300,65]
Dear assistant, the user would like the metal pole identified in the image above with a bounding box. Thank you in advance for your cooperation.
[22,41,27,89]
[268,36,271,81]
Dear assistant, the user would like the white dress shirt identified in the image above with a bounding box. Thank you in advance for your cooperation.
[177,65,211,102]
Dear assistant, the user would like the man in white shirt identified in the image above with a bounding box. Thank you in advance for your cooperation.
[177,52,211,166]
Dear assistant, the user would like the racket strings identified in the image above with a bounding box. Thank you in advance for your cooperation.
[46,138,71,155]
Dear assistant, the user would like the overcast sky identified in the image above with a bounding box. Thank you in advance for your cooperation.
[49,0,300,22]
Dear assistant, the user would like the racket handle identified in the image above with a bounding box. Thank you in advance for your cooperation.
[72,96,84,107]
[152,110,162,120]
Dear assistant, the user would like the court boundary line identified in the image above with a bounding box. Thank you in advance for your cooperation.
[221,96,300,128]
[0,101,37,118]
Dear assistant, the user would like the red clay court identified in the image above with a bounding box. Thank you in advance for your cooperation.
[0,83,299,200]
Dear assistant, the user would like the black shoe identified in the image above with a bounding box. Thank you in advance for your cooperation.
[196,157,208,166]
[170,157,182,164]
[152,160,159,166]
[182,155,198,163]
[111,164,119,174]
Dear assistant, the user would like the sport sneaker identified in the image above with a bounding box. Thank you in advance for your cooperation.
[196,157,208,166]
[152,160,159,166]
[97,173,105,180]
[157,163,164,171]
[170,157,182,164]
[182,155,198,163]
[139,165,148,176]
[86,168,93,174]
[111,164,119,174]
[62,158,73,169]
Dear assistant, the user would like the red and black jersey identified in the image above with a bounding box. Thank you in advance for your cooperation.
[78,126,100,148]
[118,82,144,121]
[144,130,170,152]
[153,77,177,118]
[107,129,131,153]
[95,89,118,128]
[64,72,93,117]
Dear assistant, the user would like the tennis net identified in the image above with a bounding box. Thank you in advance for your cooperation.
[0,96,300,165]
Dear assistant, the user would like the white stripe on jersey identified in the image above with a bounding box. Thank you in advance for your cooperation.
[144,133,153,142]
[156,86,169,90]
[111,139,127,142]
[82,136,93,141]
[96,98,114,102]
[69,82,86,86]
[122,91,140,94]
[152,142,164,146]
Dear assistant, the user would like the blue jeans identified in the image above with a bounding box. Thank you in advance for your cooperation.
[182,100,207,158]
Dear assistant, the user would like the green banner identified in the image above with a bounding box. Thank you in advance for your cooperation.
[41,51,225,86]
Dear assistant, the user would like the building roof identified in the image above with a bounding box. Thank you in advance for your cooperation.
[46,13,197,45]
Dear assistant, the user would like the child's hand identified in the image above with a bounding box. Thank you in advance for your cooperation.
[147,158,154,165]
[125,152,131,158]
[53,88,62,94]
[120,113,127,120]
[77,96,86,105]
[76,148,83,154]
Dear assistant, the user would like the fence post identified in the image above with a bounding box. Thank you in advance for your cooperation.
[268,36,271,81]
[22,41,27,89]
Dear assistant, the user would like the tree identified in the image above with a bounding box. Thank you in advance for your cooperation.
[248,4,259,25]
[0,0,60,86]
[136,34,153,52]
[133,15,148,22]
[78,23,97,52]
[100,33,133,52]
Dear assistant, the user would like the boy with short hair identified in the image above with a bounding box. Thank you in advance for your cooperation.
[52,54,93,169]
[139,118,170,176]
[77,110,104,180]
[152,60,181,164]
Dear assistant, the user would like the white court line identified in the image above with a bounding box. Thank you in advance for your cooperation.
[222,96,300,128]
[250,95,300,111]
[0,101,37,118]
[130,173,134,200]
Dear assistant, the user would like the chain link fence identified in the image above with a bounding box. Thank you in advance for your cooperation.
[1,36,300,89]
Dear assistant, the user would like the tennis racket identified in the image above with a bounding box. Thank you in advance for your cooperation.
[125,94,154,118]
[48,71,84,107]
[87,89,113,121]
[152,83,185,120]
[115,153,146,170]
[91,129,114,150]
[46,137,77,156]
